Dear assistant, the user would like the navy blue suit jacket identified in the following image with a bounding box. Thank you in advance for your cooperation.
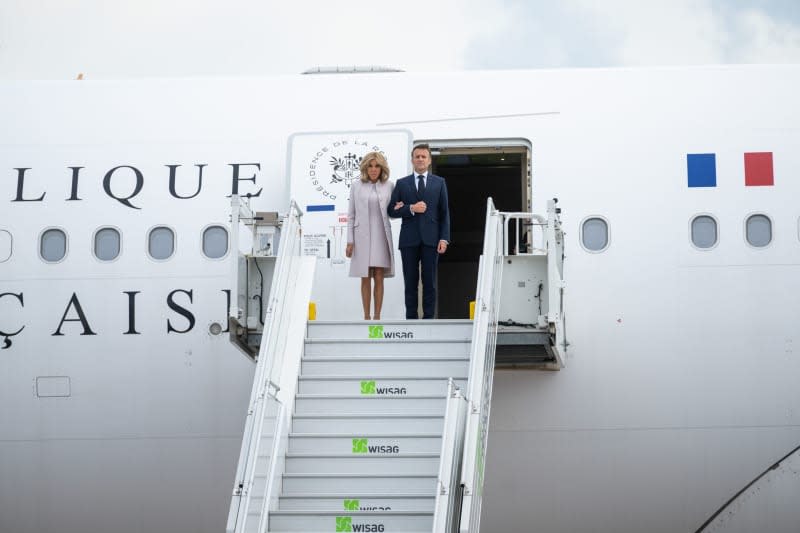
[388,173,451,248]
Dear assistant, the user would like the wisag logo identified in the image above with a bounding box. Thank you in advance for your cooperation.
[352,438,368,454]
[336,516,352,532]
[343,499,360,511]
[335,516,385,532]
[352,438,400,454]
[367,325,414,339]
[360,380,407,395]
[343,499,392,512]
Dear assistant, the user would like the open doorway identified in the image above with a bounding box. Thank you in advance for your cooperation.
[427,142,530,319]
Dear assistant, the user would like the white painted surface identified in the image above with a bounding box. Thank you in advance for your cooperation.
[0,66,798,533]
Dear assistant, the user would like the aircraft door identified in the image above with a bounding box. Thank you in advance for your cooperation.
[429,143,530,319]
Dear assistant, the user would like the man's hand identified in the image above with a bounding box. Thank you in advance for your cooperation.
[411,201,427,214]
[438,240,448,254]
[345,243,354,258]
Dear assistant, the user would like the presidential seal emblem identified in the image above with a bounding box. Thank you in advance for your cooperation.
[330,153,361,185]
[307,139,383,201]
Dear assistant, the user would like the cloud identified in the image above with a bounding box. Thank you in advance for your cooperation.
[0,0,508,79]
[731,7,800,62]
[576,0,727,66]
[262,0,508,73]
[464,0,800,69]
[464,3,616,69]
[0,0,798,79]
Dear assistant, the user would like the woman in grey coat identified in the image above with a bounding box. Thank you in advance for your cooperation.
[345,152,396,320]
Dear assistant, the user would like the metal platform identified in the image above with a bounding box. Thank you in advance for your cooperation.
[495,326,558,368]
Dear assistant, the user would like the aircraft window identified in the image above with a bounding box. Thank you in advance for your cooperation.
[202,226,228,259]
[746,214,772,247]
[94,228,121,261]
[0,230,11,262]
[148,227,175,260]
[691,215,718,249]
[581,217,609,252]
[40,229,67,262]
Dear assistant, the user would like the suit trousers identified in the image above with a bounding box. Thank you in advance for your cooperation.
[400,244,439,319]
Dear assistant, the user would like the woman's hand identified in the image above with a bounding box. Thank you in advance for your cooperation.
[394,201,404,210]
[345,243,354,258]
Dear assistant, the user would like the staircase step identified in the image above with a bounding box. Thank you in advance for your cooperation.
[255,320,476,532]
[282,474,437,494]
[294,395,447,415]
[297,376,466,395]
[291,414,445,433]
[268,510,433,532]
[278,494,435,511]
[304,339,471,357]
[288,434,442,454]
[284,453,440,475]
[307,319,472,341]
[301,356,468,377]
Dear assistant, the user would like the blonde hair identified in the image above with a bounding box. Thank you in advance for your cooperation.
[359,151,390,182]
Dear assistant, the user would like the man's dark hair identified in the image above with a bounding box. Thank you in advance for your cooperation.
[412,143,431,157]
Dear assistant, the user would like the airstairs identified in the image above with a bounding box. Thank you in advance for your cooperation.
[226,197,566,533]
[268,320,471,532]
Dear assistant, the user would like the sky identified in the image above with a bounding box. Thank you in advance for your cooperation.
[0,0,799,79]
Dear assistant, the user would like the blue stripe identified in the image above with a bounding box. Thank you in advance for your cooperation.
[687,153,716,188]
[306,204,336,212]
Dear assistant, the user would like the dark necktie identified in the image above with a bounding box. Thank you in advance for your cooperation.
[417,175,425,198]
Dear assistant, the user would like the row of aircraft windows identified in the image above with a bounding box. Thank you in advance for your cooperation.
[0,226,229,264]
[0,215,789,264]
[581,214,787,252]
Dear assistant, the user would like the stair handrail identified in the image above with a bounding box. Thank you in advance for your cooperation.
[226,200,304,533]
[432,379,468,533]
[502,211,547,256]
[250,395,288,533]
[458,198,505,533]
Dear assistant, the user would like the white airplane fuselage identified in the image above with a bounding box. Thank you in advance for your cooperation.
[1,66,799,533]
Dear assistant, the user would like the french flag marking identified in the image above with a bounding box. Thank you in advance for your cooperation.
[744,152,774,186]
[687,153,716,188]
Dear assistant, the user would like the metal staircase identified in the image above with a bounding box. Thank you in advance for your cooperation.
[268,320,471,532]
[226,196,566,533]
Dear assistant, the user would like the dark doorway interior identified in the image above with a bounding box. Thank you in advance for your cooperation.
[433,150,526,318]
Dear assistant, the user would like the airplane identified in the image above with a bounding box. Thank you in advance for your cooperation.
[1,63,799,533]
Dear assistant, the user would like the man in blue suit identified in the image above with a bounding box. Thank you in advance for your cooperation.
[388,144,451,319]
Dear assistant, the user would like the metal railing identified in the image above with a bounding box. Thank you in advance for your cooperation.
[501,200,566,364]
[229,393,285,533]
[455,198,566,531]
[432,379,468,533]
[502,212,547,256]
[458,198,505,533]
[226,201,304,533]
